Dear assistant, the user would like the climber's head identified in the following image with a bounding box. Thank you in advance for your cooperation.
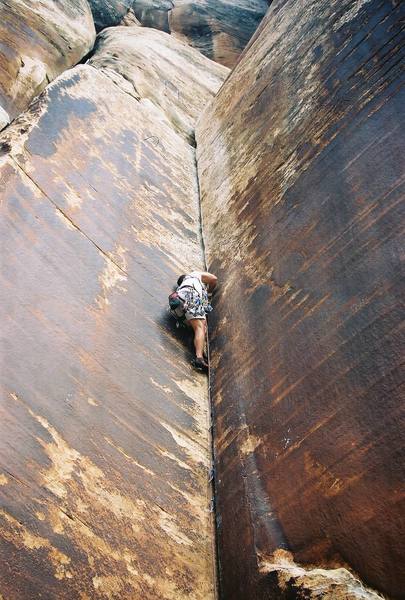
[177,274,186,286]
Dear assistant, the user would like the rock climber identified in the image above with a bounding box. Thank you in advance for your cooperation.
[175,270,217,371]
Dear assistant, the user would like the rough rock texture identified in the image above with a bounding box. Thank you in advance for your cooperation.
[88,27,228,143]
[0,0,95,131]
[196,0,405,598]
[259,550,383,600]
[121,7,142,25]
[88,0,133,30]
[133,0,269,67]
[0,26,227,598]
[133,0,173,33]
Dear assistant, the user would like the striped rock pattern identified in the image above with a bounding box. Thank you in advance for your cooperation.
[196,0,405,598]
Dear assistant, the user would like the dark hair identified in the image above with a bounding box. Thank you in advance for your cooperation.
[177,274,186,286]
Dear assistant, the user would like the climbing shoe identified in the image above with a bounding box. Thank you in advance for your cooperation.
[193,357,208,372]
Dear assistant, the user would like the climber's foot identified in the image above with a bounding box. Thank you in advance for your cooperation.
[193,357,208,372]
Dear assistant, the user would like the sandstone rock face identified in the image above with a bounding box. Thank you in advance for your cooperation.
[88,0,133,30]
[196,0,405,598]
[0,0,95,131]
[133,0,269,67]
[89,27,228,143]
[0,26,227,598]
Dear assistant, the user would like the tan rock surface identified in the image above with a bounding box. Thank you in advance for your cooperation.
[133,0,269,67]
[260,550,384,600]
[121,7,142,26]
[196,0,405,598]
[0,22,225,597]
[89,26,229,143]
[0,0,95,131]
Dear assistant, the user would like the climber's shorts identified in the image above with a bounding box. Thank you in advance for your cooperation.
[180,289,207,321]
[185,307,206,321]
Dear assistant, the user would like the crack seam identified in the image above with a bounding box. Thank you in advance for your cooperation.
[11,156,127,277]
[8,156,169,305]
[194,141,220,600]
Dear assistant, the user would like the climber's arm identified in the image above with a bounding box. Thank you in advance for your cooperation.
[200,272,218,293]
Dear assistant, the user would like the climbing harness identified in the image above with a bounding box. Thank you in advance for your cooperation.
[168,278,212,327]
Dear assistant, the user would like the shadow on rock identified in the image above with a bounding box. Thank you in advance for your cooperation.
[159,309,195,364]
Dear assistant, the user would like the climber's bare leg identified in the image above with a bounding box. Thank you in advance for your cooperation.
[189,318,206,360]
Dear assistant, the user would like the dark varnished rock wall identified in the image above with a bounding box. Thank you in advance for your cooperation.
[133,0,269,67]
[88,0,133,30]
[196,0,405,598]
[0,28,227,597]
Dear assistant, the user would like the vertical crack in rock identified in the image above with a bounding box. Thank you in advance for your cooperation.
[194,147,220,600]
[4,1,402,599]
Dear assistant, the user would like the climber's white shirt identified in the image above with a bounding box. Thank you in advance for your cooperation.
[177,272,208,320]
[177,272,205,297]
